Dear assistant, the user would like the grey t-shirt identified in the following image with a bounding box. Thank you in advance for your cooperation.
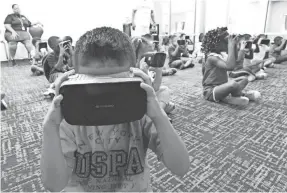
[202,53,228,89]
[59,115,162,192]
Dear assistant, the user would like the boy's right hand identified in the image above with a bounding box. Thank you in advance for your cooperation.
[43,70,75,129]
[58,42,66,57]
[240,41,247,50]
[228,34,239,46]
[130,67,162,120]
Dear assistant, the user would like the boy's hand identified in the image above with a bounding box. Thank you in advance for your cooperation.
[130,68,162,120]
[43,70,75,129]
[58,43,66,57]
[228,34,240,46]
[240,41,247,50]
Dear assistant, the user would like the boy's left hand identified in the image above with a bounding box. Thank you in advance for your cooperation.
[131,67,163,120]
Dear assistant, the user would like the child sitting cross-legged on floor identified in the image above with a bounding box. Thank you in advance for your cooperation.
[30,38,47,76]
[131,36,177,76]
[168,35,194,70]
[201,27,261,106]
[40,27,189,192]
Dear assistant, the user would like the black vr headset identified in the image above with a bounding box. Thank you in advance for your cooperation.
[60,74,147,126]
[140,52,167,68]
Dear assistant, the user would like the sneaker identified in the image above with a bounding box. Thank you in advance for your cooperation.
[268,63,275,68]
[244,90,261,101]
[170,68,177,75]
[222,95,249,106]
[164,102,176,114]
[43,88,55,98]
[183,62,194,68]
[256,73,267,80]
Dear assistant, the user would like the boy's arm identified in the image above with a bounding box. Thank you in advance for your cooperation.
[41,121,76,192]
[274,39,286,52]
[236,49,245,64]
[169,46,180,57]
[143,112,190,177]
[225,42,237,70]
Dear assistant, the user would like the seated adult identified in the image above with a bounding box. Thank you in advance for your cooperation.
[269,36,287,64]
[4,4,42,65]
[45,36,73,83]
[168,35,194,69]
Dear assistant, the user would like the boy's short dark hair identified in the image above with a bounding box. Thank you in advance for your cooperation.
[74,27,136,68]
[243,34,251,40]
[12,4,17,9]
[162,36,170,46]
[199,33,204,42]
[63,36,73,43]
[170,35,177,41]
[142,34,152,40]
[274,36,283,42]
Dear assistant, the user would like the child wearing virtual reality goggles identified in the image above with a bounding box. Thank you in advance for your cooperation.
[41,27,189,192]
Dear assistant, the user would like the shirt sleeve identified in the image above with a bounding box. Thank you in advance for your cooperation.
[59,120,78,169]
[142,116,163,161]
[4,15,12,24]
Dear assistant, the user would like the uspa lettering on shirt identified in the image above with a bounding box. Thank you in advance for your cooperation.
[74,148,144,178]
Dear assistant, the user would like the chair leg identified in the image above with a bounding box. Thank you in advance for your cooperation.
[1,41,10,62]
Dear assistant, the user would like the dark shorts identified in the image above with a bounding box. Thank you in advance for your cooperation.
[203,86,219,102]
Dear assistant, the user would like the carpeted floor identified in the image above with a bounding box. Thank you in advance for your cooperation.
[1,60,287,192]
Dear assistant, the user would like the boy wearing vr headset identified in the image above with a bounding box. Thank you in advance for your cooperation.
[168,35,194,70]
[41,27,189,192]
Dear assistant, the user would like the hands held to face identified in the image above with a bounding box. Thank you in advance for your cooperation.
[43,66,163,129]
[59,41,73,57]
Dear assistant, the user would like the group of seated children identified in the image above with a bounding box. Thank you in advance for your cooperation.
[40,27,190,192]
[201,27,287,106]
[228,33,287,82]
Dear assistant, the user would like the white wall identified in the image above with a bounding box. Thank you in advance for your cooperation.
[204,0,229,32]
[228,0,268,34]
[266,1,287,33]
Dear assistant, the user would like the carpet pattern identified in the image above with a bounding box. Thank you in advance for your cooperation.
[1,60,287,192]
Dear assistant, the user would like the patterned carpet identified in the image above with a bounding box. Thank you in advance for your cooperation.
[1,60,287,192]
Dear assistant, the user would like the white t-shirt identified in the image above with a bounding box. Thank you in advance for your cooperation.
[253,44,269,61]
[133,0,154,27]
